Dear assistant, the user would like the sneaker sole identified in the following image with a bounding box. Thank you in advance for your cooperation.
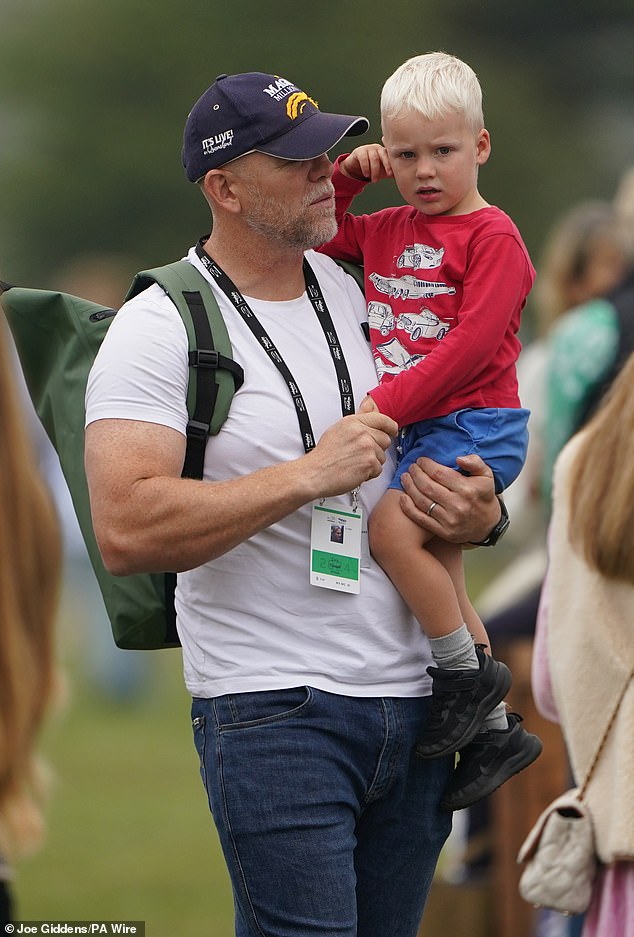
[440,734,543,812]
[416,660,513,759]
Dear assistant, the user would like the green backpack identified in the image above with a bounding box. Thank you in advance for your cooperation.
[1,261,244,649]
[2,257,365,650]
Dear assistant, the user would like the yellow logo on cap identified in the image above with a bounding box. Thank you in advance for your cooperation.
[286,92,318,120]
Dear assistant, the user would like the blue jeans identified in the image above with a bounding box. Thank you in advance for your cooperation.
[191,686,453,937]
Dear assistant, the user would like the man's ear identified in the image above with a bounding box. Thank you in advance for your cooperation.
[201,169,243,214]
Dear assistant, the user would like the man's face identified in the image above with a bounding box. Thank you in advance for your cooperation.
[228,152,338,250]
[382,108,490,217]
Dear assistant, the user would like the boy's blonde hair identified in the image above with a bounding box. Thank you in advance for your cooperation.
[381,52,484,134]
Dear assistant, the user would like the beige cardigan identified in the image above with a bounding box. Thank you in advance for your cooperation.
[547,432,634,862]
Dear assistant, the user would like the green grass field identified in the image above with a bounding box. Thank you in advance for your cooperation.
[14,647,234,936]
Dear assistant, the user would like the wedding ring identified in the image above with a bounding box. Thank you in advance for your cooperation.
[427,501,438,517]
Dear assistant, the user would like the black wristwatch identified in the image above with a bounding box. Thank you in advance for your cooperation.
[470,497,510,547]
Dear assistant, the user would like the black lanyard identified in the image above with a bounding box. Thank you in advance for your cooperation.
[195,239,354,452]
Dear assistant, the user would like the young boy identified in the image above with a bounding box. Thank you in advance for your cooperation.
[320,52,542,810]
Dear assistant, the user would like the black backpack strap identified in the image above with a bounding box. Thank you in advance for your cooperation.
[181,287,242,478]
[126,260,244,478]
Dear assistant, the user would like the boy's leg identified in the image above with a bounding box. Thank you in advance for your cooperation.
[428,537,510,731]
[369,492,510,755]
[369,489,466,640]
[382,410,540,801]
[424,540,542,812]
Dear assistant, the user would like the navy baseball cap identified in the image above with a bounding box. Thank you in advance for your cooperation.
[182,72,369,182]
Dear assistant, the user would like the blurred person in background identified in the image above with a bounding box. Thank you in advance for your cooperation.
[0,317,62,925]
[511,176,634,937]
[476,198,629,630]
[542,169,634,499]
[532,350,634,937]
[463,194,630,931]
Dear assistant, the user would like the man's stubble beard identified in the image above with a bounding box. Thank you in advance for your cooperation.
[243,184,338,251]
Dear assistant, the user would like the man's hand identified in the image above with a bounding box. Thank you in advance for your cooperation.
[85,409,396,576]
[306,410,397,499]
[340,144,393,184]
[399,453,501,544]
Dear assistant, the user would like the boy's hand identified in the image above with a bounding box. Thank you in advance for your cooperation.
[357,394,380,414]
[340,144,393,184]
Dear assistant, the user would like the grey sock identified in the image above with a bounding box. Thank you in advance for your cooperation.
[429,624,479,670]
[484,701,509,731]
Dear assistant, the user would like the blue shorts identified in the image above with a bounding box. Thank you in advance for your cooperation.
[388,407,530,494]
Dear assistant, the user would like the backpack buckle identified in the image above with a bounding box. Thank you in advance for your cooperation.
[186,419,210,440]
[189,349,220,369]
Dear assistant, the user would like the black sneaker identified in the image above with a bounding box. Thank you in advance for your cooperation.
[415,645,512,759]
[440,712,543,812]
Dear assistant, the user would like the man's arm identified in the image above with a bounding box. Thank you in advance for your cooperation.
[399,453,502,544]
[85,409,397,576]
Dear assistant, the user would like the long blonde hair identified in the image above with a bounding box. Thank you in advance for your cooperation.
[0,318,61,859]
[568,350,634,583]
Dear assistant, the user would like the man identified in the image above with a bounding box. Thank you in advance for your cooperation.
[85,72,505,937]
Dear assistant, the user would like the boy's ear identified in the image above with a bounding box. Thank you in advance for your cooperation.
[476,129,491,166]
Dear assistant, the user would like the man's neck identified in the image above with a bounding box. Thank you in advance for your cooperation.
[202,231,306,301]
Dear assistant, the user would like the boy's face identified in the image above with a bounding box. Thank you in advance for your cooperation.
[382,109,490,217]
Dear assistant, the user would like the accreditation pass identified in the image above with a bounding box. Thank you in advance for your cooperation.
[310,499,363,593]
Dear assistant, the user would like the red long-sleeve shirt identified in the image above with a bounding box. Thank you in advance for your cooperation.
[319,162,535,428]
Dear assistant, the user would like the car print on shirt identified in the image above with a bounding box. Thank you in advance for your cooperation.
[397,309,450,342]
[368,302,451,342]
[368,301,397,336]
[396,244,444,270]
[369,272,457,300]
[374,338,426,379]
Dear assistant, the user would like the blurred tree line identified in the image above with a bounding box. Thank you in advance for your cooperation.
[1,0,633,330]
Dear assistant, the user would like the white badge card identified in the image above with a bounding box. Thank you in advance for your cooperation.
[310,501,363,593]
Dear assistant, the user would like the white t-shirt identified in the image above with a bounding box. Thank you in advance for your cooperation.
[86,248,432,698]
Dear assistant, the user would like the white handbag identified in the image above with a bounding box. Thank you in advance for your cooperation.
[517,669,632,915]
[517,787,596,915]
